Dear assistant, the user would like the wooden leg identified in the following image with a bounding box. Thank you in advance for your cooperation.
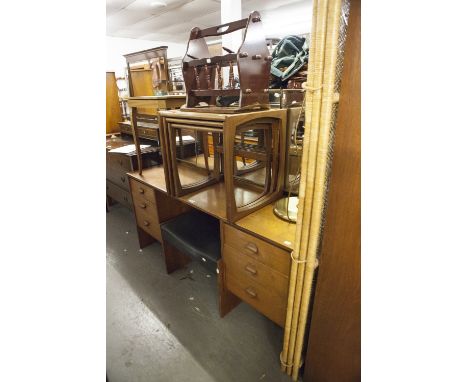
[162,240,191,274]
[107,195,116,207]
[130,107,143,175]
[217,260,241,317]
[178,129,184,159]
[202,131,210,171]
[137,226,156,249]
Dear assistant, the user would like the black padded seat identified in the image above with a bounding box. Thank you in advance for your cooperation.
[160,209,221,272]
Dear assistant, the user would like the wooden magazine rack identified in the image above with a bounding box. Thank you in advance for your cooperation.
[181,11,271,113]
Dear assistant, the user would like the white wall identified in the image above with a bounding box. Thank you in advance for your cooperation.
[106,36,187,77]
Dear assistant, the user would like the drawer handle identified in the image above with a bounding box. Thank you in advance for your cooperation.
[120,176,126,183]
[143,220,150,226]
[138,187,144,194]
[245,287,257,298]
[245,264,257,275]
[245,242,258,254]
[139,203,146,209]
[119,159,123,166]
[124,196,128,202]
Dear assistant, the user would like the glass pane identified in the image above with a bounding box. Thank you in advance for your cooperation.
[233,124,272,208]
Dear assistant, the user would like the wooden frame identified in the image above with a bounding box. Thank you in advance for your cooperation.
[124,46,170,98]
[126,96,185,175]
[159,109,287,222]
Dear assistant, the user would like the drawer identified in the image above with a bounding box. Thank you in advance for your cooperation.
[106,166,130,191]
[119,122,158,141]
[134,202,162,242]
[129,178,156,205]
[119,122,132,134]
[223,244,289,299]
[107,152,133,172]
[140,127,158,140]
[225,269,287,327]
[106,180,132,209]
[133,197,156,215]
[223,223,291,276]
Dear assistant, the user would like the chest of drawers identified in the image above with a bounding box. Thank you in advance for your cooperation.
[129,178,162,241]
[128,177,192,246]
[106,136,161,209]
[222,223,291,327]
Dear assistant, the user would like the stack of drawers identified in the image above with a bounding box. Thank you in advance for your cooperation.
[106,142,160,210]
[222,223,291,327]
[129,178,162,241]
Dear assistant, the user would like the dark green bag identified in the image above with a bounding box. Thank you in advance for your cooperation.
[270,35,309,88]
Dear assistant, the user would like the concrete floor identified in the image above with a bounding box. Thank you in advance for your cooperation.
[107,204,292,382]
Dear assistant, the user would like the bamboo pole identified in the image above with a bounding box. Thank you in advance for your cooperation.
[291,0,342,379]
[281,0,328,375]
[280,0,344,379]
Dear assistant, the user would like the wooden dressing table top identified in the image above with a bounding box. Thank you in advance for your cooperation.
[127,166,296,251]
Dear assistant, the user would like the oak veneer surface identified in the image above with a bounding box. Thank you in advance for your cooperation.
[223,223,291,276]
[106,72,122,134]
[128,163,267,223]
[126,96,186,111]
[235,204,296,251]
[179,182,227,220]
[129,70,155,115]
[303,1,361,381]
[223,244,289,299]
[128,166,168,193]
[178,180,262,222]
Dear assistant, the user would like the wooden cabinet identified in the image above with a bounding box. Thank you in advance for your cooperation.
[106,72,122,134]
[106,135,161,210]
[106,180,132,209]
[222,222,291,327]
[129,177,191,247]
[130,178,162,241]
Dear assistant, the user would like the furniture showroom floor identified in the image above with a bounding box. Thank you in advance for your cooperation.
[107,204,292,382]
